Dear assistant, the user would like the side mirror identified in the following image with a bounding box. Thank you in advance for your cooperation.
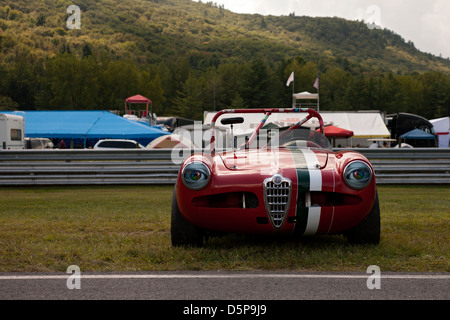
[221,117,244,125]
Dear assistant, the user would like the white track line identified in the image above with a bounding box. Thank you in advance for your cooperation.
[0,273,449,280]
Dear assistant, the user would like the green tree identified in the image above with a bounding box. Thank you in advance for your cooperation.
[396,75,424,115]
[345,74,370,110]
[0,95,19,110]
[45,54,99,109]
[36,13,46,26]
[97,59,141,110]
[216,62,246,108]
[172,73,206,120]
[419,72,450,118]
[162,58,191,114]
[138,67,165,116]
[380,73,403,114]
[203,67,222,112]
[241,59,271,108]
[284,59,318,94]
[3,57,37,109]
[320,67,351,110]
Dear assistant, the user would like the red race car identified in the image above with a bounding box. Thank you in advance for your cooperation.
[171,108,380,247]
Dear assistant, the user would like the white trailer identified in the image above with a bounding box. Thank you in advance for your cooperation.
[0,113,25,150]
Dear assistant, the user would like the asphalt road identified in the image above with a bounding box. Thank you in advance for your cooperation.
[0,271,448,301]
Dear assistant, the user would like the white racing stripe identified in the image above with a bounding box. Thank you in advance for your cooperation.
[301,149,322,236]
[302,149,322,191]
[304,206,321,236]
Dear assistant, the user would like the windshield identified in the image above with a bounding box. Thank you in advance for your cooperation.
[210,108,330,155]
[268,126,332,150]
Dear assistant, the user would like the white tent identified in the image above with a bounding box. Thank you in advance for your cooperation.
[204,110,390,147]
[430,116,450,148]
[319,112,390,138]
[293,91,319,100]
[145,133,196,149]
[292,91,319,110]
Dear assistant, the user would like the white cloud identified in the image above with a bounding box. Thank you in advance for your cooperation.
[418,0,450,57]
[209,0,450,59]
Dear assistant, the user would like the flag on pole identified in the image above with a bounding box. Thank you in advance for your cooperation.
[286,72,294,87]
[313,74,319,90]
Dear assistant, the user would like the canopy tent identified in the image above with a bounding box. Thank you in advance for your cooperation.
[293,91,319,100]
[146,133,196,149]
[399,128,436,140]
[125,94,152,104]
[1,110,169,148]
[292,91,319,110]
[125,94,152,119]
[319,112,389,138]
[317,125,354,147]
[262,122,280,130]
[320,125,354,137]
[430,116,450,148]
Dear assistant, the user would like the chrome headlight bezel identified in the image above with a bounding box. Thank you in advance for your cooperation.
[181,161,211,190]
[343,160,373,190]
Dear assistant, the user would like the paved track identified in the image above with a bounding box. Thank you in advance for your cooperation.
[1,271,448,300]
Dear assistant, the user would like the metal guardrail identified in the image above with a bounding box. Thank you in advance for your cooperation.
[337,148,450,184]
[0,149,182,186]
[0,148,449,185]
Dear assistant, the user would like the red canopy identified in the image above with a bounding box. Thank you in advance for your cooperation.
[125,94,152,104]
[318,125,354,137]
[125,95,152,118]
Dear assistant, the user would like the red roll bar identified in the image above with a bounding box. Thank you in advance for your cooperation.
[210,108,324,155]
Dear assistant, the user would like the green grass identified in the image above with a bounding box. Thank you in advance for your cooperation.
[0,185,448,272]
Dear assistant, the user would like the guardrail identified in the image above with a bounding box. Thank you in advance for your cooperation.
[0,148,449,185]
[0,149,182,186]
[337,148,450,184]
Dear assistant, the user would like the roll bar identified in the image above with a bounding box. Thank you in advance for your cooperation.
[210,108,324,155]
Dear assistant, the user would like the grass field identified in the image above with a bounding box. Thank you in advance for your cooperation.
[0,185,448,273]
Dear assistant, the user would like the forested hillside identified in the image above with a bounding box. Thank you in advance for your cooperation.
[0,0,449,119]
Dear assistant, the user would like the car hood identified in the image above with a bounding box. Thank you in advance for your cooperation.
[219,148,329,171]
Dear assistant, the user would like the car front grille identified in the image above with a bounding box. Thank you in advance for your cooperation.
[263,174,292,229]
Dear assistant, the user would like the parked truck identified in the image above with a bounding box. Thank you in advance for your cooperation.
[0,113,25,150]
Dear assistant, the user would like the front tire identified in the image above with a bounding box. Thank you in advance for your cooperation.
[171,186,204,247]
[345,191,380,245]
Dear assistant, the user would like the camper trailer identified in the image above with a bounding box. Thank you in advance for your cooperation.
[0,113,25,150]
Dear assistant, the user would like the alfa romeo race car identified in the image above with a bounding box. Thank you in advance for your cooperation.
[171,108,380,247]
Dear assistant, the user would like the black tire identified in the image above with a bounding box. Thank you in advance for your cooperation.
[345,191,380,245]
[171,186,204,247]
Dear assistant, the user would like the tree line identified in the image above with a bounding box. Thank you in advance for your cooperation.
[0,52,449,120]
[1,0,449,121]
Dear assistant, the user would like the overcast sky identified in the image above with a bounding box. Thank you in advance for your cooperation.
[203,0,450,59]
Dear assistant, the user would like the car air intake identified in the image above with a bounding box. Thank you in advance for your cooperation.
[263,174,292,229]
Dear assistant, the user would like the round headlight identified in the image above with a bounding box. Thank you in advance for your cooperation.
[343,160,373,190]
[181,161,211,190]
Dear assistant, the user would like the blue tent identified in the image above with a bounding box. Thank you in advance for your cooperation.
[1,111,170,147]
[399,128,436,140]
